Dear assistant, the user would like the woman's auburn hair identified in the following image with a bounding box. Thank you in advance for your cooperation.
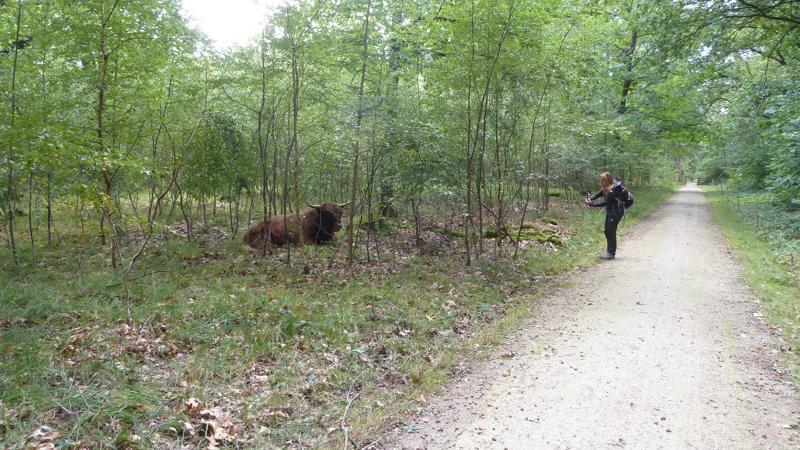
[599,172,614,192]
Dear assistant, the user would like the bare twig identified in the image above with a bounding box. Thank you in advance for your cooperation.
[105,269,174,288]
[341,371,365,450]
[327,235,345,270]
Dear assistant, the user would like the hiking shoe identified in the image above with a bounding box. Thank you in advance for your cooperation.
[599,252,615,260]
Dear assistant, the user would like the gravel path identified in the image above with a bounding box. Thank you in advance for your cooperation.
[384,185,800,449]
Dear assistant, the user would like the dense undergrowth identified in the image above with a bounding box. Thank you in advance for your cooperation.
[0,186,673,448]
[704,186,800,379]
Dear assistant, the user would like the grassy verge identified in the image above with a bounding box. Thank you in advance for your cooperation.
[0,185,674,448]
[703,186,800,378]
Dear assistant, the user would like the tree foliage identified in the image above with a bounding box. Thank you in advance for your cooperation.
[1,0,796,268]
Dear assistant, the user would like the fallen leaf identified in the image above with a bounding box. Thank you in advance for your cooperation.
[196,407,237,443]
[25,426,61,449]
[184,397,203,417]
[265,410,290,419]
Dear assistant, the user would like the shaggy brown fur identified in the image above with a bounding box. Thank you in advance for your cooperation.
[243,203,346,249]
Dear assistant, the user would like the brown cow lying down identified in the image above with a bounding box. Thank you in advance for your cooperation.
[244,202,348,249]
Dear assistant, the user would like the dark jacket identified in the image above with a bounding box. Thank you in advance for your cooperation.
[590,181,626,218]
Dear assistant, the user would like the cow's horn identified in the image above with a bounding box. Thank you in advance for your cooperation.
[338,202,351,207]
[308,203,321,209]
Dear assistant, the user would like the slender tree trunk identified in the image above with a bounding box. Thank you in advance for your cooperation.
[177,185,192,241]
[97,0,120,268]
[5,1,23,265]
[617,29,638,115]
[543,126,550,210]
[246,189,254,229]
[257,34,276,256]
[271,130,279,216]
[36,1,53,249]
[284,8,301,265]
[149,72,173,223]
[46,169,52,246]
[477,113,486,255]
[347,0,373,268]
[258,38,268,221]
[464,0,476,267]
[201,195,206,227]
[411,197,421,243]
[380,4,403,221]
[493,85,503,254]
[28,169,35,262]
[615,27,638,158]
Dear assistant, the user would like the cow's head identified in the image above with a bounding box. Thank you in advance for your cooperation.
[308,202,348,235]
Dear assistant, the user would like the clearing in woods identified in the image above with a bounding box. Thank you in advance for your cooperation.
[385,185,800,449]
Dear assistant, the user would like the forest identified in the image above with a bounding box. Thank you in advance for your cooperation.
[1,0,798,448]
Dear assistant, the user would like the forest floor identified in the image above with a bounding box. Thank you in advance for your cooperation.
[0,185,674,448]
[383,185,800,449]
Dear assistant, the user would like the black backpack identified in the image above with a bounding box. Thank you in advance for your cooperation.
[619,185,635,208]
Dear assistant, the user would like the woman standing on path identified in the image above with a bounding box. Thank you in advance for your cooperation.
[586,172,627,260]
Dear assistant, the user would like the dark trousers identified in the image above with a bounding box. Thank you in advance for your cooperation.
[604,213,621,255]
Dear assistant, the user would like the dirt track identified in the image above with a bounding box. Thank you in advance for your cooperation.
[384,185,800,449]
